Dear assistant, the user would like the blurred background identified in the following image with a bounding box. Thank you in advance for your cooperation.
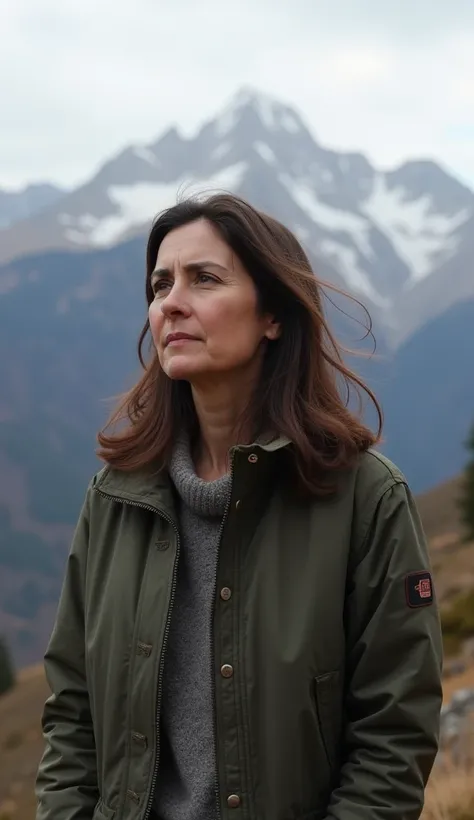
[1,1,474,818]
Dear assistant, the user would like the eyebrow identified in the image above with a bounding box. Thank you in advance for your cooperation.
[150,260,228,284]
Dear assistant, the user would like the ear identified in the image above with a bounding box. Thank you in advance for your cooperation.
[264,317,282,341]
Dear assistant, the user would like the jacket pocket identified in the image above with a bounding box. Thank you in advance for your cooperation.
[93,798,116,819]
[313,670,343,773]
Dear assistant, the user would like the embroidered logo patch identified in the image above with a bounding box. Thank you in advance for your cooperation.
[405,571,434,608]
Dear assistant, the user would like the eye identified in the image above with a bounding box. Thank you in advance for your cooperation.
[197,272,217,285]
[152,279,171,296]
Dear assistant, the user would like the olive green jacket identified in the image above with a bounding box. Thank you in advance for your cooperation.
[36,440,443,820]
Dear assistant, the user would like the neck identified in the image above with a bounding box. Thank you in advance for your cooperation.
[190,372,258,481]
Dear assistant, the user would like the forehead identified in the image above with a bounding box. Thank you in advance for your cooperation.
[156,218,232,267]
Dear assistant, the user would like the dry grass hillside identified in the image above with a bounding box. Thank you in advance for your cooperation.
[0,666,47,820]
[0,472,473,820]
[417,475,474,604]
[417,474,463,543]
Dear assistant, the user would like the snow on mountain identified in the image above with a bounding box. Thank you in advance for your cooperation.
[58,163,248,248]
[215,87,305,137]
[0,87,473,344]
[362,173,470,283]
[131,146,161,167]
[253,142,278,164]
[278,171,383,305]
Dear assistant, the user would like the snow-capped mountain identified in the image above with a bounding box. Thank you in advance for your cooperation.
[1,87,473,344]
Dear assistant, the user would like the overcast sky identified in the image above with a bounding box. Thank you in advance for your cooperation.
[2,0,474,190]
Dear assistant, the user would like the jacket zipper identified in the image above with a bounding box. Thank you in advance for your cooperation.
[94,488,181,820]
[210,451,236,820]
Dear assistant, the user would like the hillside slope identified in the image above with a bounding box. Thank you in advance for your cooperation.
[378,298,474,492]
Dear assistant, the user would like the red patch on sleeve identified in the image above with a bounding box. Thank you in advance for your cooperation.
[405,571,433,608]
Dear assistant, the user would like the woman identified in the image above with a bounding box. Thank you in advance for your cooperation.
[36,193,443,820]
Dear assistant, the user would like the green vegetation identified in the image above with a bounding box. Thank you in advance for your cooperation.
[441,589,474,656]
[0,636,15,696]
[459,420,474,542]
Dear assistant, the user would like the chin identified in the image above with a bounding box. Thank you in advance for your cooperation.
[163,356,205,382]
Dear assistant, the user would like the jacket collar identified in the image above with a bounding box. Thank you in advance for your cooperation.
[93,435,292,515]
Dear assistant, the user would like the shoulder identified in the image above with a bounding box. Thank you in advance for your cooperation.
[354,448,407,496]
[345,448,412,551]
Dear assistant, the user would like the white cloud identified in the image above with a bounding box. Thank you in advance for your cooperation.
[1,0,474,189]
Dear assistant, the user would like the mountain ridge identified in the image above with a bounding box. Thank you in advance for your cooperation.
[0,182,67,229]
[1,87,473,347]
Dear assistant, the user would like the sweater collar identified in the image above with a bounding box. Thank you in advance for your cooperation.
[168,431,231,518]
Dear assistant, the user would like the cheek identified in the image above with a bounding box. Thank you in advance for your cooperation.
[148,302,163,344]
[206,298,263,350]
[210,291,257,327]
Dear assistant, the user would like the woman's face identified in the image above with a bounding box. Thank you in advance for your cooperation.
[149,218,280,383]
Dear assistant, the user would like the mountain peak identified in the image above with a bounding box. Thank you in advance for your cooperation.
[213,85,308,138]
[230,85,287,111]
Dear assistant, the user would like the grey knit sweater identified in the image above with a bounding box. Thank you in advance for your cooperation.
[152,434,231,820]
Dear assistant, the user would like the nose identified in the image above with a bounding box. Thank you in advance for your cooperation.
[159,280,192,318]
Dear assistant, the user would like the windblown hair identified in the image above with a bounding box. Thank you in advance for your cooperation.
[97,192,383,495]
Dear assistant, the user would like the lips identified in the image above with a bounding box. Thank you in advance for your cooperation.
[165,332,200,347]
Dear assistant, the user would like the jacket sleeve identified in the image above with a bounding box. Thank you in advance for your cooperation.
[35,485,99,820]
[326,479,443,820]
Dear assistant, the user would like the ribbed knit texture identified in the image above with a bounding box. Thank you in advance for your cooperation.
[152,433,231,820]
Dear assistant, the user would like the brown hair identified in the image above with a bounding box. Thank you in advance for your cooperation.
[97,192,383,495]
